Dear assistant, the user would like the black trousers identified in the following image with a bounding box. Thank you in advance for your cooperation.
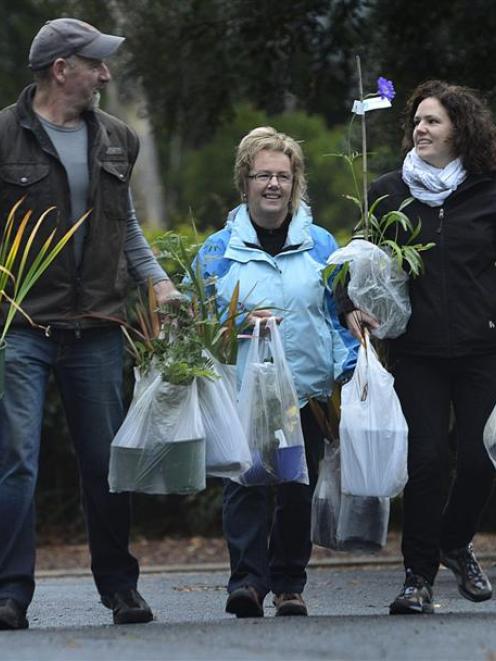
[222,403,325,599]
[391,352,496,585]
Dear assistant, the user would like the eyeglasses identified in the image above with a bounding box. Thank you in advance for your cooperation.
[247,171,293,185]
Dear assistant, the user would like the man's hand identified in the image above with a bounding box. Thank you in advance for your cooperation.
[153,279,183,306]
[345,309,379,341]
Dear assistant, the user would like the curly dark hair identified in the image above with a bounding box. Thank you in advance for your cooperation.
[402,80,496,174]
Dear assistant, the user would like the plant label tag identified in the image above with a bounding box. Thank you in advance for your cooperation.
[352,97,392,115]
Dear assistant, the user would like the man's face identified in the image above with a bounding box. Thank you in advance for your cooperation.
[62,55,111,112]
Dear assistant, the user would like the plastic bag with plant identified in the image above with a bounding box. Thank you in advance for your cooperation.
[236,318,308,486]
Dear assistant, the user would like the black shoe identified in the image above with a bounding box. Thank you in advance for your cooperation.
[0,598,29,630]
[440,543,493,602]
[389,570,434,615]
[273,592,308,616]
[101,588,153,624]
[225,586,264,618]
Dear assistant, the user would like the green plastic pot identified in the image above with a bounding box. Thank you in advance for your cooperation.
[109,438,206,495]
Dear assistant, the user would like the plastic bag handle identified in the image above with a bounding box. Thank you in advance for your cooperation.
[267,316,286,363]
[243,317,265,364]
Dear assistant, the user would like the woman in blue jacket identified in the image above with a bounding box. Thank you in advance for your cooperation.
[195,127,357,617]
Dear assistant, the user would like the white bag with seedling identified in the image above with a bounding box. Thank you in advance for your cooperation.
[327,238,411,340]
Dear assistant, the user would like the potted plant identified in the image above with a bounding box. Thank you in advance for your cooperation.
[0,198,88,398]
[109,281,217,495]
[153,231,257,478]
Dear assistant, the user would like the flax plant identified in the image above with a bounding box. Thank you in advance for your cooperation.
[0,198,89,345]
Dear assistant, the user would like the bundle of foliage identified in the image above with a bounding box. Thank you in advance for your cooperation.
[154,230,249,365]
[123,281,216,385]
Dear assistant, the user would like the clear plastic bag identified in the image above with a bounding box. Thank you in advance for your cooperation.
[198,358,252,479]
[327,238,411,339]
[109,366,206,495]
[339,333,408,497]
[237,318,309,486]
[311,441,341,548]
[311,441,390,552]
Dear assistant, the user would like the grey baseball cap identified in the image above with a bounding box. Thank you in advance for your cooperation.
[29,18,125,70]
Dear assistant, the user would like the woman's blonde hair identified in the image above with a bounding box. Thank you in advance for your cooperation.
[234,126,307,211]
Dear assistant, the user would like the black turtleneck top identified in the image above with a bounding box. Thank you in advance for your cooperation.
[250,214,292,256]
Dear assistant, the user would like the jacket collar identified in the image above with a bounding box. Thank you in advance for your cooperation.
[226,202,314,252]
[16,84,104,158]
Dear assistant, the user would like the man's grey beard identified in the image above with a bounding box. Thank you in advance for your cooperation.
[89,91,101,110]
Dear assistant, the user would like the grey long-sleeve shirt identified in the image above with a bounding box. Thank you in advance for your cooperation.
[125,191,168,285]
[38,114,167,286]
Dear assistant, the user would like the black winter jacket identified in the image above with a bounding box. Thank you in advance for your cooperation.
[368,170,496,357]
[0,84,139,329]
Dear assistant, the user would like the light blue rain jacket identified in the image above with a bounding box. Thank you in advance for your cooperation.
[194,203,358,406]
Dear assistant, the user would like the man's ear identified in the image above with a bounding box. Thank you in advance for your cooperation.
[52,58,70,83]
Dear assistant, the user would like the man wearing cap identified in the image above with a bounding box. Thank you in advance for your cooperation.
[0,18,178,629]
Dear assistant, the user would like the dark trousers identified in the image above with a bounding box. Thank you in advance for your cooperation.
[223,403,324,599]
[391,352,496,585]
[0,327,139,608]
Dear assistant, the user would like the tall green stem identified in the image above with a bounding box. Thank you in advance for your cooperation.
[356,55,368,239]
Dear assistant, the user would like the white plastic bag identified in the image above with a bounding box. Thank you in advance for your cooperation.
[237,318,309,486]
[311,441,390,551]
[339,334,408,497]
[198,359,252,478]
[483,403,496,468]
[327,238,411,339]
[215,361,237,404]
[109,366,206,495]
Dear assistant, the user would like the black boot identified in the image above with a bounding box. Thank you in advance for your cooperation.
[0,598,29,630]
[225,586,264,618]
[101,588,153,624]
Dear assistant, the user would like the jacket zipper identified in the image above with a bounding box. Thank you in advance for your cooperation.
[436,206,453,352]
[436,207,444,233]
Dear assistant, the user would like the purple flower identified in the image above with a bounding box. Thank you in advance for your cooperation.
[377,77,395,101]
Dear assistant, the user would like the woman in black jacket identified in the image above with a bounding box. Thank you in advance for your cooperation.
[344,80,496,615]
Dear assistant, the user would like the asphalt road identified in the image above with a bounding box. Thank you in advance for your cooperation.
[3,563,496,660]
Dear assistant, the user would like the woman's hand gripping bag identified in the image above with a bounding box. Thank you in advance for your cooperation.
[339,333,408,497]
[237,317,309,486]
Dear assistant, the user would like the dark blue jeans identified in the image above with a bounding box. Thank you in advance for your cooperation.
[0,327,139,608]
[223,403,324,599]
